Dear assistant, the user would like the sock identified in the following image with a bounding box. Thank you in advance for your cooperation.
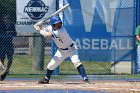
[46,69,54,80]
[77,64,88,79]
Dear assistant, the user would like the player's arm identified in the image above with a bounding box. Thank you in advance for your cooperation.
[34,21,52,37]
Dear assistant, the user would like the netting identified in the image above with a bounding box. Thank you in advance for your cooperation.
[0,0,138,76]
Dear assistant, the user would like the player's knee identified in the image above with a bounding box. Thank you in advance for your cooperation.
[74,62,82,68]
[47,59,60,70]
[47,63,56,70]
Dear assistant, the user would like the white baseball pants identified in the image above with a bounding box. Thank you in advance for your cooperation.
[47,47,81,70]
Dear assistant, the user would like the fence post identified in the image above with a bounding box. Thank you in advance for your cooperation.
[51,39,59,75]
[52,0,60,75]
[32,33,45,70]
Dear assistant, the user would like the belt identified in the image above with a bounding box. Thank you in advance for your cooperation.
[60,43,74,50]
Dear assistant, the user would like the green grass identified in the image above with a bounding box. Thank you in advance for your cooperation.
[10,54,50,74]
[112,75,140,79]
[8,54,111,75]
[59,61,111,75]
[4,54,139,79]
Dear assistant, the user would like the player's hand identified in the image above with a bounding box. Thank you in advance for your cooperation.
[34,21,43,31]
[36,21,43,26]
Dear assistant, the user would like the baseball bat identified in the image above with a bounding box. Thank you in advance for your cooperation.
[43,4,70,23]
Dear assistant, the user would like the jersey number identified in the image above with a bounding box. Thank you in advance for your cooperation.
[53,34,63,43]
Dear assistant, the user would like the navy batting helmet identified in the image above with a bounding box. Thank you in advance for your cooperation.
[50,16,62,25]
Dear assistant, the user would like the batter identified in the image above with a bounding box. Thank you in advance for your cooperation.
[34,16,89,84]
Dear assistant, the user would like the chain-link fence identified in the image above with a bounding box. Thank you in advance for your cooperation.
[0,0,138,76]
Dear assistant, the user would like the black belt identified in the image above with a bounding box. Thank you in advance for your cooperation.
[60,43,74,50]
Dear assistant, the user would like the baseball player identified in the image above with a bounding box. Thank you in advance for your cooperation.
[135,25,140,73]
[0,15,17,81]
[34,16,89,84]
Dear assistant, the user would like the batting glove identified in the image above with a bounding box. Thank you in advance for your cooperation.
[34,21,43,31]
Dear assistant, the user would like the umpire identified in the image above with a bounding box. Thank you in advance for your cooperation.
[0,15,17,81]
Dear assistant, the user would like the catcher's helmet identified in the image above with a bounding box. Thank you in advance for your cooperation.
[50,16,62,25]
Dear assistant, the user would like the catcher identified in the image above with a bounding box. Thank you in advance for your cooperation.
[34,16,89,84]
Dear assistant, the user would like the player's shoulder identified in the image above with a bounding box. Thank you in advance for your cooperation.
[136,25,140,29]
[46,25,52,29]
[45,25,52,32]
[137,25,140,27]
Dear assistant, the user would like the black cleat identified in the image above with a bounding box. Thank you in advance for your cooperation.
[0,71,9,81]
[83,77,90,83]
[37,77,49,84]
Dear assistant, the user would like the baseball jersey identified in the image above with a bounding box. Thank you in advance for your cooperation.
[135,25,140,45]
[42,25,74,49]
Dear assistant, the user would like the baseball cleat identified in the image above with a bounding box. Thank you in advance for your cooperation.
[83,77,90,83]
[37,77,49,84]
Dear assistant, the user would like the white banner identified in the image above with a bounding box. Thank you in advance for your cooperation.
[16,0,56,33]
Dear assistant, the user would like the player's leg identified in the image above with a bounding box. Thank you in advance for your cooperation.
[38,56,64,84]
[77,64,89,82]
[38,69,53,84]
[7,45,14,70]
[0,53,6,79]
[0,46,6,65]
[0,43,7,80]
[137,45,140,73]
[38,50,66,84]
[0,46,7,81]
[70,50,89,82]
[0,46,6,66]
[1,45,14,81]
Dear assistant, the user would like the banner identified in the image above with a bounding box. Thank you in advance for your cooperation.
[16,0,56,33]
[63,0,135,61]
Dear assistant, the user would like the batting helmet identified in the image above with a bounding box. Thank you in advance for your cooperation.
[50,16,62,25]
